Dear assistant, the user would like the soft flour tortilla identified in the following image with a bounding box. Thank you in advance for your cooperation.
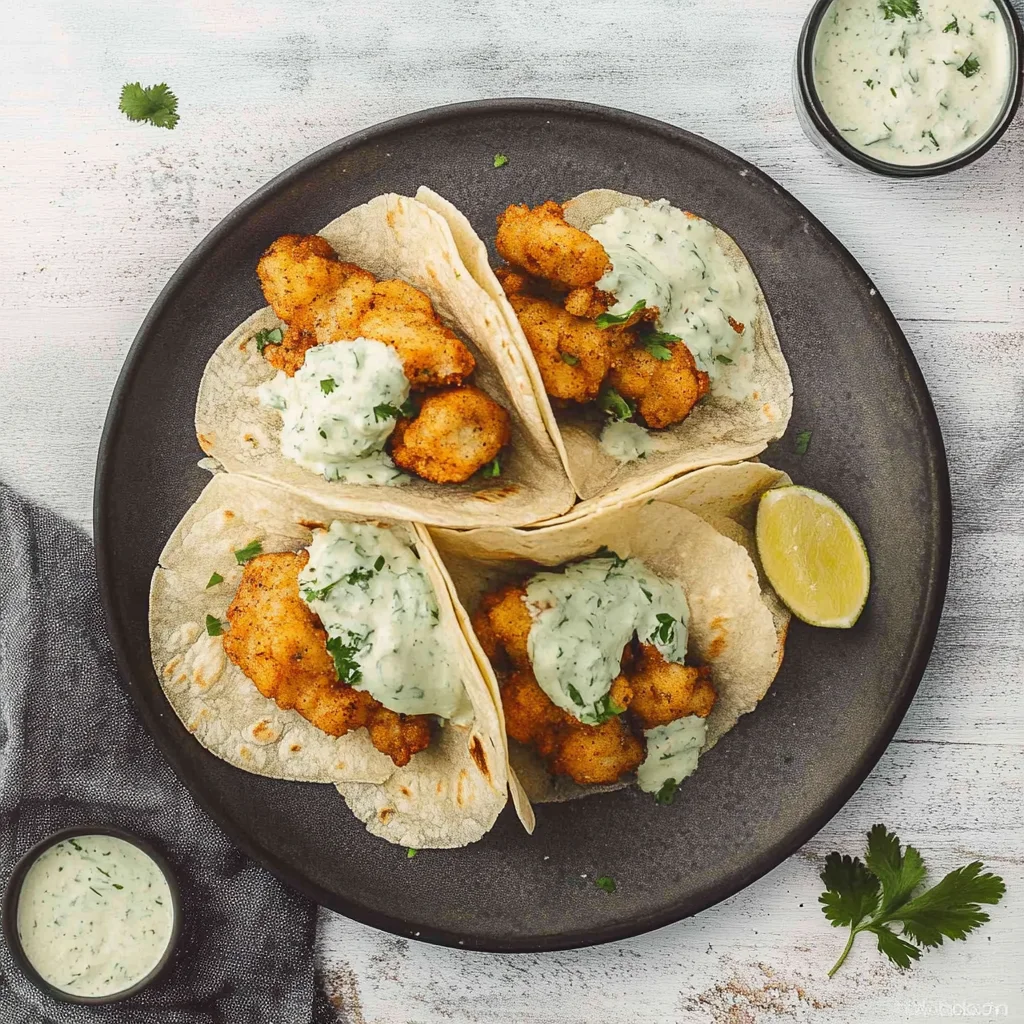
[428,462,790,806]
[196,191,574,529]
[149,472,508,848]
[420,187,793,507]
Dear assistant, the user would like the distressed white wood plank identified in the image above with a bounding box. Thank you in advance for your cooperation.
[2,0,1022,1020]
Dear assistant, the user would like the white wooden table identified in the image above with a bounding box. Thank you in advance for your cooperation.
[3,2,1022,1021]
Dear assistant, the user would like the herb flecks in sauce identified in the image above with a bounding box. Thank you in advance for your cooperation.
[299,522,471,721]
[259,338,409,486]
[524,556,690,724]
[16,835,174,997]
[813,0,1010,165]
[589,201,759,399]
[637,716,707,795]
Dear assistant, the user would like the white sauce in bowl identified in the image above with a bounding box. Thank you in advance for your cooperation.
[812,0,1011,165]
[16,834,175,998]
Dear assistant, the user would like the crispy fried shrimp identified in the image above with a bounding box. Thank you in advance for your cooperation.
[358,279,476,389]
[507,293,626,403]
[563,285,611,319]
[496,202,610,289]
[478,583,532,667]
[471,606,502,663]
[309,262,376,344]
[263,324,318,377]
[549,716,645,785]
[608,341,710,429]
[500,667,570,757]
[627,644,717,729]
[390,386,510,483]
[256,234,346,327]
[222,550,432,766]
[494,265,533,297]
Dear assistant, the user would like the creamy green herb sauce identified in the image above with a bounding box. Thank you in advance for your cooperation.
[259,338,408,485]
[525,555,689,724]
[589,201,760,400]
[637,715,707,794]
[813,0,1010,165]
[599,420,654,463]
[16,835,174,997]
[300,521,471,722]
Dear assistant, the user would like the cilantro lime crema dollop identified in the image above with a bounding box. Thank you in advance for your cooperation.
[299,521,472,722]
[258,338,408,485]
[637,715,708,795]
[525,554,690,724]
[588,201,759,401]
[813,0,1010,166]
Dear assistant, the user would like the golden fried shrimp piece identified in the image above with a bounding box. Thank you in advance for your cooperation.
[257,234,346,328]
[479,584,533,667]
[264,324,318,376]
[627,644,717,730]
[507,293,624,404]
[310,262,376,344]
[609,673,634,712]
[471,607,502,663]
[496,202,609,289]
[390,386,510,484]
[549,716,645,785]
[563,285,611,319]
[222,551,432,766]
[499,665,643,785]
[608,342,710,429]
[501,668,571,758]
[494,265,532,297]
[358,279,476,389]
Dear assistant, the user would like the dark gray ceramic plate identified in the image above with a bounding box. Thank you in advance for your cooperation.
[95,99,950,952]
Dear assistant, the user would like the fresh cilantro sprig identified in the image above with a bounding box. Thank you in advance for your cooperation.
[326,633,364,684]
[119,82,179,129]
[598,385,635,422]
[596,299,645,329]
[254,327,283,354]
[819,825,1005,977]
[879,0,919,20]
[958,54,981,78]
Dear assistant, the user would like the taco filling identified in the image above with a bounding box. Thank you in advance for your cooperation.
[254,233,510,485]
[494,198,762,462]
[472,551,717,797]
[221,520,470,767]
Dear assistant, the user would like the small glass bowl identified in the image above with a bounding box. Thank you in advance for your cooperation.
[794,0,1024,177]
[1,825,183,1005]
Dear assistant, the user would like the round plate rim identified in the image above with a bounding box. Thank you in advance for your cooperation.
[93,97,952,953]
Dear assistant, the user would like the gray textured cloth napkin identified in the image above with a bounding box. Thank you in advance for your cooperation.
[0,482,335,1023]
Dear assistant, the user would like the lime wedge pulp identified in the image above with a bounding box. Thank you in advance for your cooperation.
[755,486,870,629]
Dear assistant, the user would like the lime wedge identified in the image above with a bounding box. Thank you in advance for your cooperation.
[755,486,870,628]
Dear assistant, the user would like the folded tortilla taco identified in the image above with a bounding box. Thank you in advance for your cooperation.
[196,191,574,529]
[149,471,509,848]
[427,462,790,808]
[416,187,793,513]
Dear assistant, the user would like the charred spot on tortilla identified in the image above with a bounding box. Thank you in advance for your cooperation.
[198,433,214,453]
[473,484,520,502]
[398,785,412,798]
[469,735,491,781]
[290,743,302,753]
[378,807,395,824]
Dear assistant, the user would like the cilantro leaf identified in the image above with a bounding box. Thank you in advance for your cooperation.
[594,876,617,893]
[233,540,263,564]
[205,614,224,637]
[654,612,676,645]
[320,377,336,395]
[795,430,812,455]
[407,847,418,858]
[820,853,880,929]
[943,15,959,32]
[957,54,981,77]
[560,351,579,366]
[206,572,223,589]
[596,299,645,328]
[493,153,509,168]
[119,82,179,129]
[655,778,679,805]
[326,633,364,684]
[644,340,673,360]
[374,403,402,421]
[591,693,624,725]
[866,824,927,916]
[820,827,1004,977]
[598,385,635,422]
[374,555,386,572]
[865,78,877,88]
[715,353,733,365]
[254,327,283,353]
[566,684,585,707]
[482,456,502,478]
[303,580,341,602]
[879,0,919,20]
